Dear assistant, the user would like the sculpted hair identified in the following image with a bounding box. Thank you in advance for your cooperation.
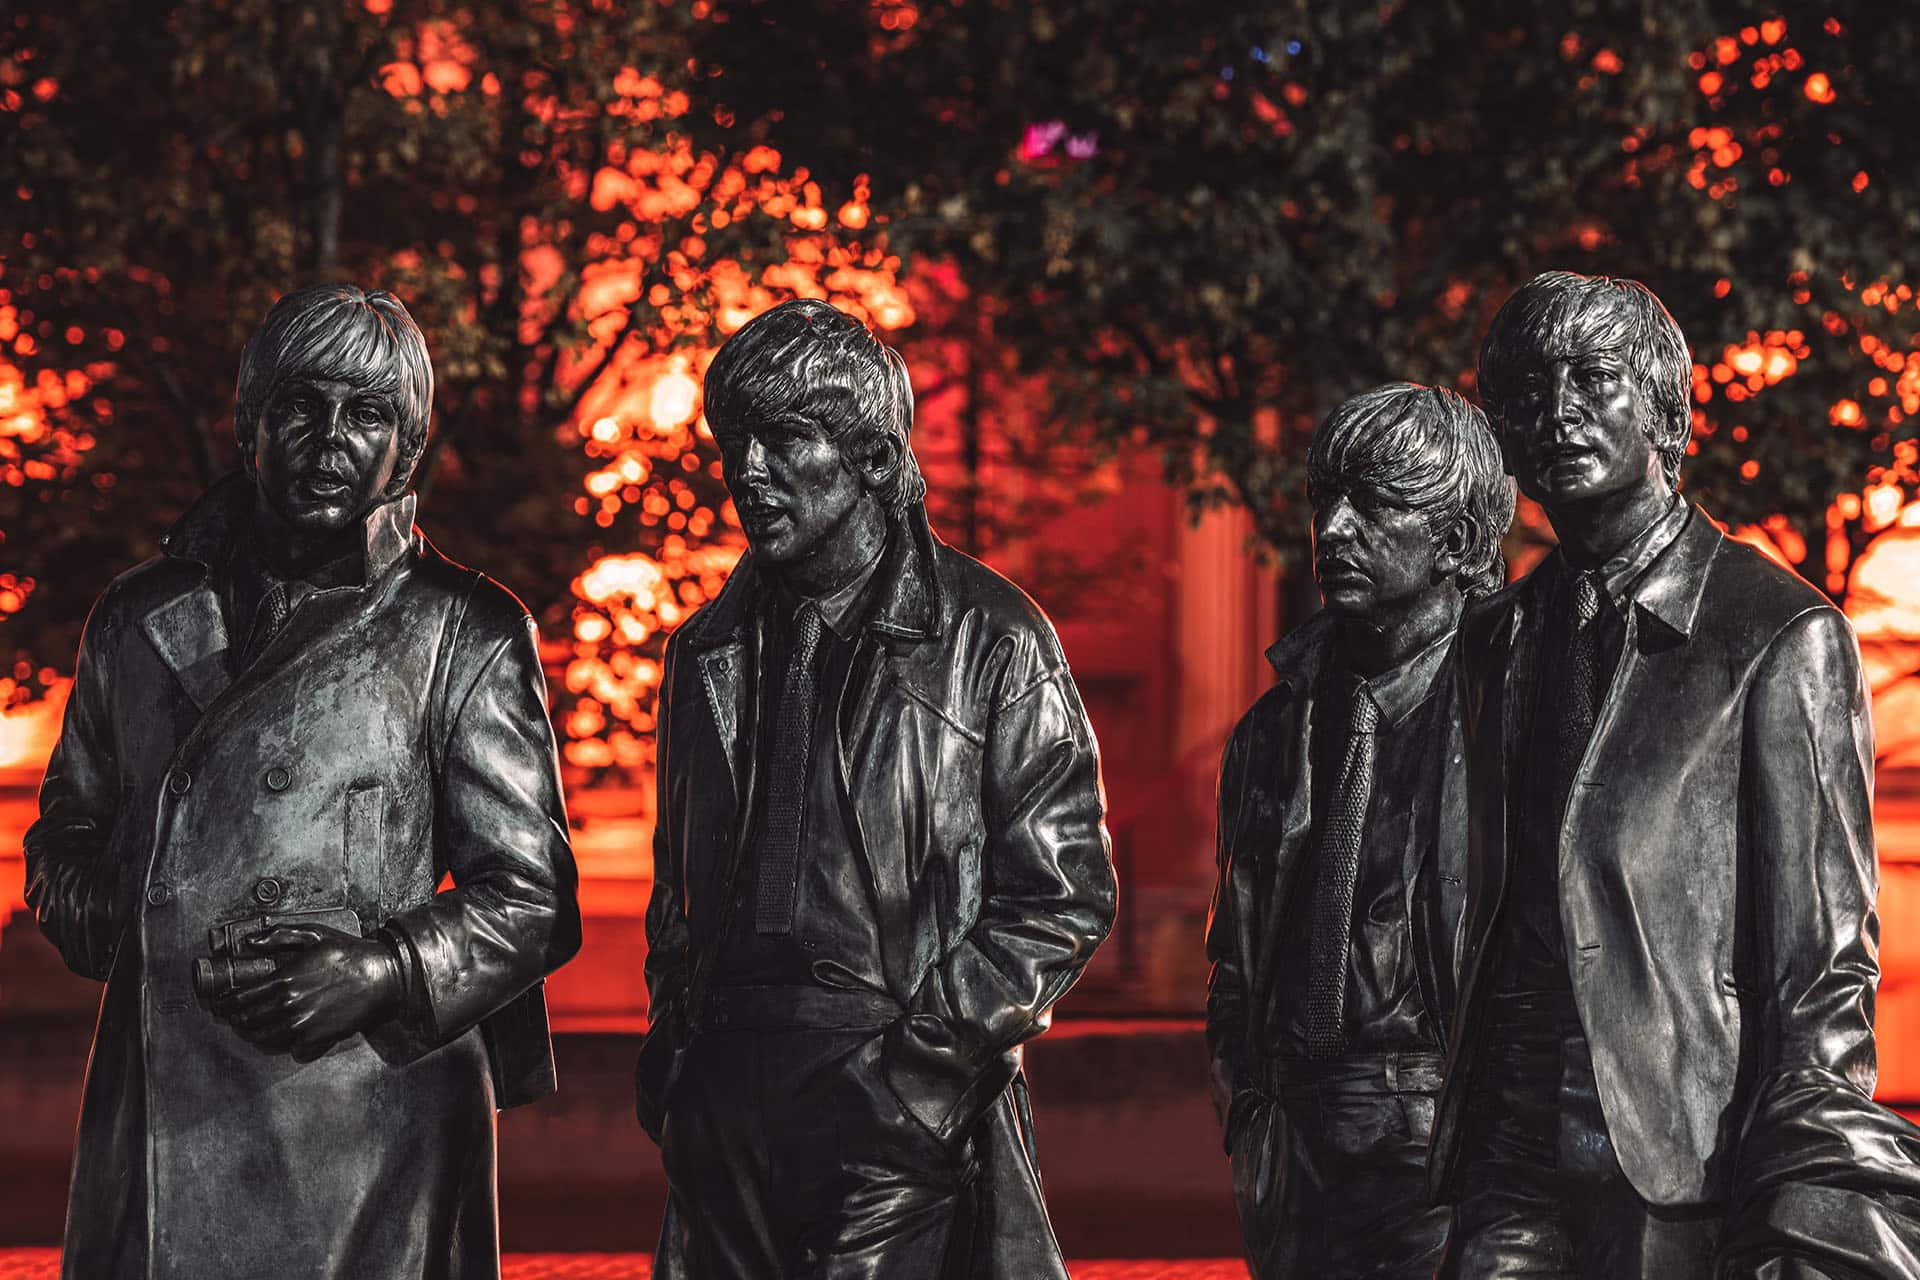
[235,285,434,501]
[1477,270,1692,487]
[1308,382,1517,600]
[702,298,926,515]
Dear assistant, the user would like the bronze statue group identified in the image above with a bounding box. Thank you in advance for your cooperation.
[21,274,1920,1279]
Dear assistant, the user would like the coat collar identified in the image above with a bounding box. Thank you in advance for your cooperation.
[1508,501,1719,646]
[1623,503,1720,642]
[681,502,946,651]
[1263,608,1336,691]
[158,469,418,584]
[141,472,419,710]
[1263,607,1452,726]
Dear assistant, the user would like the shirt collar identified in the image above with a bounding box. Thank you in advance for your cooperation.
[771,531,889,640]
[162,470,417,587]
[1332,623,1454,729]
[1556,491,1690,607]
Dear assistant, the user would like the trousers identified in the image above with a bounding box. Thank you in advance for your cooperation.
[658,986,977,1279]
[1231,1051,1452,1278]
[1439,991,1722,1279]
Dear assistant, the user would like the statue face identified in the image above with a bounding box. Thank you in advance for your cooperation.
[250,375,402,538]
[1310,483,1441,622]
[1498,347,1661,511]
[717,414,875,568]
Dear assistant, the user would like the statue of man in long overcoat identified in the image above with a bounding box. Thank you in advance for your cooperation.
[25,284,582,1278]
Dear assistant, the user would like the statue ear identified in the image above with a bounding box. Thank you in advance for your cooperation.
[236,416,258,473]
[1435,513,1475,580]
[858,432,901,496]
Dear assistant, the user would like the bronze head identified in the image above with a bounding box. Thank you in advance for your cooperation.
[703,299,923,580]
[234,285,433,539]
[1307,381,1514,620]
[1476,271,1690,512]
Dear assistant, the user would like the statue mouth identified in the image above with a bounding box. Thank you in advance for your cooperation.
[294,472,353,499]
[1316,559,1368,583]
[738,498,787,525]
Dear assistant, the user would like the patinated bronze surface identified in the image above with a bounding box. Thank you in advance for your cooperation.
[1206,383,1513,1277]
[636,298,1116,1279]
[24,285,582,1279]
[1432,271,1903,1278]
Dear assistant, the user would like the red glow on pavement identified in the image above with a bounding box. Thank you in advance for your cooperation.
[0,1253,1248,1278]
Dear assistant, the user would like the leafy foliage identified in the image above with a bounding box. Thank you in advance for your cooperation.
[690,0,1920,584]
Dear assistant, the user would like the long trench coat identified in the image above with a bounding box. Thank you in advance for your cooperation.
[636,503,1117,1279]
[24,473,581,1280]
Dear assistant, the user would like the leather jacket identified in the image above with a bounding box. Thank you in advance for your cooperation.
[1428,507,1878,1209]
[1205,610,1468,1142]
[638,503,1116,1280]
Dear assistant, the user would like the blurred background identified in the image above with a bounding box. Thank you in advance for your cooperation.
[1,0,1918,1260]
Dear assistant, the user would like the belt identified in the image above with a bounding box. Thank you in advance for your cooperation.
[700,984,900,1032]
[1257,1050,1447,1094]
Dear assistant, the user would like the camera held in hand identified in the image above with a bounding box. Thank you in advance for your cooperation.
[191,906,365,1000]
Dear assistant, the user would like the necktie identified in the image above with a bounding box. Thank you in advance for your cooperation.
[1555,571,1605,790]
[755,602,826,935]
[241,580,291,669]
[1305,685,1381,1059]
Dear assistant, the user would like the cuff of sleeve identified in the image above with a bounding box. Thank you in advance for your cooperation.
[376,925,433,1041]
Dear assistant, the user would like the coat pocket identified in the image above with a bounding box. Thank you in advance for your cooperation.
[344,783,385,918]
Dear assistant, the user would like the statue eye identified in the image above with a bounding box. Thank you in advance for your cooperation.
[285,393,315,416]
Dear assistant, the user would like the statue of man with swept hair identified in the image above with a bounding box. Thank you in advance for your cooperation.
[1207,382,1514,1277]
[637,298,1116,1278]
[26,283,581,1278]
[1431,270,1896,1278]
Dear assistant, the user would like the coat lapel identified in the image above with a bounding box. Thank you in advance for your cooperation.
[679,545,763,811]
[139,586,233,712]
[1249,612,1333,987]
[1566,508,1720,832]
[695,640,752,803]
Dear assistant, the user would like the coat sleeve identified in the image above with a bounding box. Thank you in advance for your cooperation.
[1205,714,1259,1153]
[633,632,691,1140]
[383,590,582,1043]
[1723,604,1892,1269]
[1743,604,1878,1093]
[24,590,127,981]
[883,649,1117,1145]
[641,631,690,1020]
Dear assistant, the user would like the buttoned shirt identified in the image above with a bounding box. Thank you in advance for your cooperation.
[711,539,890,989]
[1495,494,1693,994]
[1264,627,1455,1059]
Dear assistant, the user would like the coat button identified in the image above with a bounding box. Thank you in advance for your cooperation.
[252,877,284,906]
[145,882,172,907]
[167,770,191,796]
[263,766,292,792]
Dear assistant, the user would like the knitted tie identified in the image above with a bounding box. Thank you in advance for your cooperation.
[754,602,826,935]
[241,580,291,669]
[1555,571,1605,790]
[1305,685,1381,1058]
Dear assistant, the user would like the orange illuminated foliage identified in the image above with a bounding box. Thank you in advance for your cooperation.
[501,65,914,774]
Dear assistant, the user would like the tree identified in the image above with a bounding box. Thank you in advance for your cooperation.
[0,0,912,777]
[687,0,1920,590]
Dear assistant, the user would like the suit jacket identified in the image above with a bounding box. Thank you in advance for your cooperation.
[637,503,1117,1280]
[1428,506,1878,1209]
[24,472,582,1279]
[1205,611,1469,1132]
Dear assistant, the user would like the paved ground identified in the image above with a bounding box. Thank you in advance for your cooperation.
[0,1253,1246,1278]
